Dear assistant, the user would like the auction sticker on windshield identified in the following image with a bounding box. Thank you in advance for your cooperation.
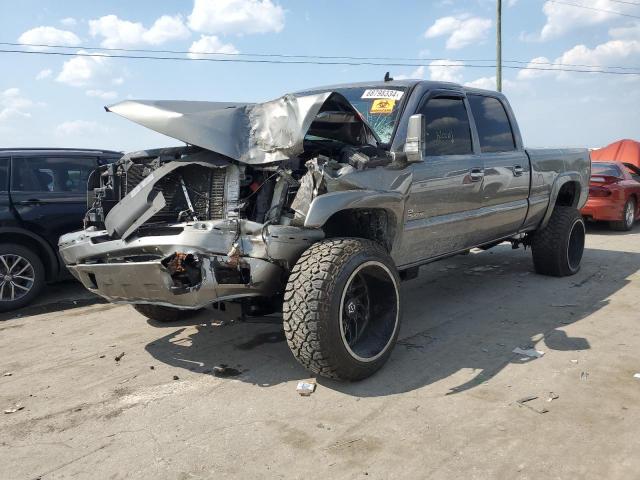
[370,99,396,114]
[361,89,404,100]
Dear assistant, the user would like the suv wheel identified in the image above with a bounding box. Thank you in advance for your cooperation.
[283,238,402,381]
[531,207,585,277]
[133,304,201,322]
[610,198,636,231]
[0,243,45,312]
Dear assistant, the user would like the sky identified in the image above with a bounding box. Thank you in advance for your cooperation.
[0,0,638,152]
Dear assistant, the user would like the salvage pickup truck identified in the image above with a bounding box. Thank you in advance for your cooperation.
[59,80,590,380]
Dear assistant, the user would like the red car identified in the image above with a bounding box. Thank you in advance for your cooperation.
[581,161,640,230]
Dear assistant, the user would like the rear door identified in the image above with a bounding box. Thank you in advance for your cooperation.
[467,94,530,240]
[10,155,98,248]
[399,92,485,266]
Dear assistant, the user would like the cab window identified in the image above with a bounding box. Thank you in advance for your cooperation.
[468,95,516,153]
[418,97,473,156]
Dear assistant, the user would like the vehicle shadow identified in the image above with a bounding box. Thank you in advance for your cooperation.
[0,280,105,322]
[144,244,640,396]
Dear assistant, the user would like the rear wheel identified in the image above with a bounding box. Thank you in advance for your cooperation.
[0,243,45,312]
[283,238,401,381]
[610,198,636,231]
[133,304,201,322]
[531,207,585,277]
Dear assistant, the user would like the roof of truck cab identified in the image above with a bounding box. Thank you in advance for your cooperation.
[0,148,122,157]
[298,79,503,98]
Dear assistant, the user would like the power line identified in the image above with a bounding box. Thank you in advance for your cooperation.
[548,0,640,18]
[603,0,640,6]
[2,41,639,72]
[2,48,639,75]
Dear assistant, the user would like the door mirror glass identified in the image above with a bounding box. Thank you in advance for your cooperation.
[404,114,425,162]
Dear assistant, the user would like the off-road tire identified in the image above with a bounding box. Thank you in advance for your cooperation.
[133,304,200,322]
[0,243,45,312]
[610,198,636,231]
[531,206,585,277]
[283,238,402,381]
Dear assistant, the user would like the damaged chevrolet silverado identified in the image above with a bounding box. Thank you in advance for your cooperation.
[59,80,590,380]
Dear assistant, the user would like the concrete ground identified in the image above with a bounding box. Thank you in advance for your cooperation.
[2,224,640,480]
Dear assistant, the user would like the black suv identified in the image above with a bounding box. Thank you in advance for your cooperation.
[0,148,121,311]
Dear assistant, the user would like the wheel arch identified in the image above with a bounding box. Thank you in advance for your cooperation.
[303,190,405,252]
[0,228,59,280]
[540,174,585,229]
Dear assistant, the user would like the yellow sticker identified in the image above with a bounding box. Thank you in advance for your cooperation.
[370,99,395,114]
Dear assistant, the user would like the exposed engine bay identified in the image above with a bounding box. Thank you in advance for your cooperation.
[59,90,412,310]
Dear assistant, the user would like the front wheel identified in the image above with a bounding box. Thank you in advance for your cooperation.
[531,206,585,277]
[283,238,402,381]
[610,198,636,231]
[0,243,45,312]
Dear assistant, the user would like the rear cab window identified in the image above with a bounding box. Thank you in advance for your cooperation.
[468,95,516,153]
[11,156,96,193]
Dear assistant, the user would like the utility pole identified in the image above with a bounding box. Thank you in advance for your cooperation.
[496,0,502,92]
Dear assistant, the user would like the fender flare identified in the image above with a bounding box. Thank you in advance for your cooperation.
[540,172,586,229]
[0,227,59,279]
[303,190,406,246]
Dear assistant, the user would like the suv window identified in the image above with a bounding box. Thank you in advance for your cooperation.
[0,158,8,192]
[419,97,473,156]
[11,157,95,193]
[468,95,515,153]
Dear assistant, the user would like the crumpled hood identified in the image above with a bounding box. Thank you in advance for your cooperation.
[106,92,378,165]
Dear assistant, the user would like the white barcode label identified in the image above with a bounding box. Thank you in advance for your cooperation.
[361,89,404,100]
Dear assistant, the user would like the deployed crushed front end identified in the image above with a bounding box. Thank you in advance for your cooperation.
[59,89,405,309]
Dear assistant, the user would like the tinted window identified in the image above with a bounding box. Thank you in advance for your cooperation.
[419,97,473,156]
[468,95,515,153]
[0,158,8,192]
[592,163,622,177]
[11,157,95,193]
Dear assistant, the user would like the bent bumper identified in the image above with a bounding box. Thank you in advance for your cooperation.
[59,220,324,308]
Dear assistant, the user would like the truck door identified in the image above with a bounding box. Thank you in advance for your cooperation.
[467,94,530,239]
[398,93,485,266]
[10,155,98,254]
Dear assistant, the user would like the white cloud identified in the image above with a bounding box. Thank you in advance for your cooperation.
[0,88,35,122]
[464,76,497,89]
[518,40,640,81]
[395,66,425,80]
[18,26,81,49]
[538,0,638,40]
[36,68,52,80]
[86,89,118,100]
[188,0,285,35]
[55,120,108,137]
[56,50,114,87]
[188,35,239,58]
[89,14,189,48]
[609,22,640,41]
[60,17,77,27]
[428,60,465,83]
[425,15,492,49]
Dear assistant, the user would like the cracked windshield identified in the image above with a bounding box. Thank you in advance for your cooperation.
[335,87,407,143]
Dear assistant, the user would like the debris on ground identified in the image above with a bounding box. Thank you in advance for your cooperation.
[516,396,548,414]
[173,375,179,380]
[296,379,317,396]
[571,359,579,364]
[547,392,560,402]
[4,404,24,414]
[99,355,105,359]
[150,366,155,370]
[581,371,589,381]
[213,364,241,378]
[513,347,545,358]
[633,373,640,380]
[3,372,12,376]
[114,352,125,362]
[551,303,577,307]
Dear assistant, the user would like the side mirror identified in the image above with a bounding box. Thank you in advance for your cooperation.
[404,114,425,162]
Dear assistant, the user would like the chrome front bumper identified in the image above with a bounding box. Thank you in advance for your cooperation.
[59,220,324,309]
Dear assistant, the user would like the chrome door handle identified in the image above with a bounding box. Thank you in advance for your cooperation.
[513,165,524,177]
[469,168,484,182]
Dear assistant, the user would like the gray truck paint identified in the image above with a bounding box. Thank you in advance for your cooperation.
[59,80,590,308]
